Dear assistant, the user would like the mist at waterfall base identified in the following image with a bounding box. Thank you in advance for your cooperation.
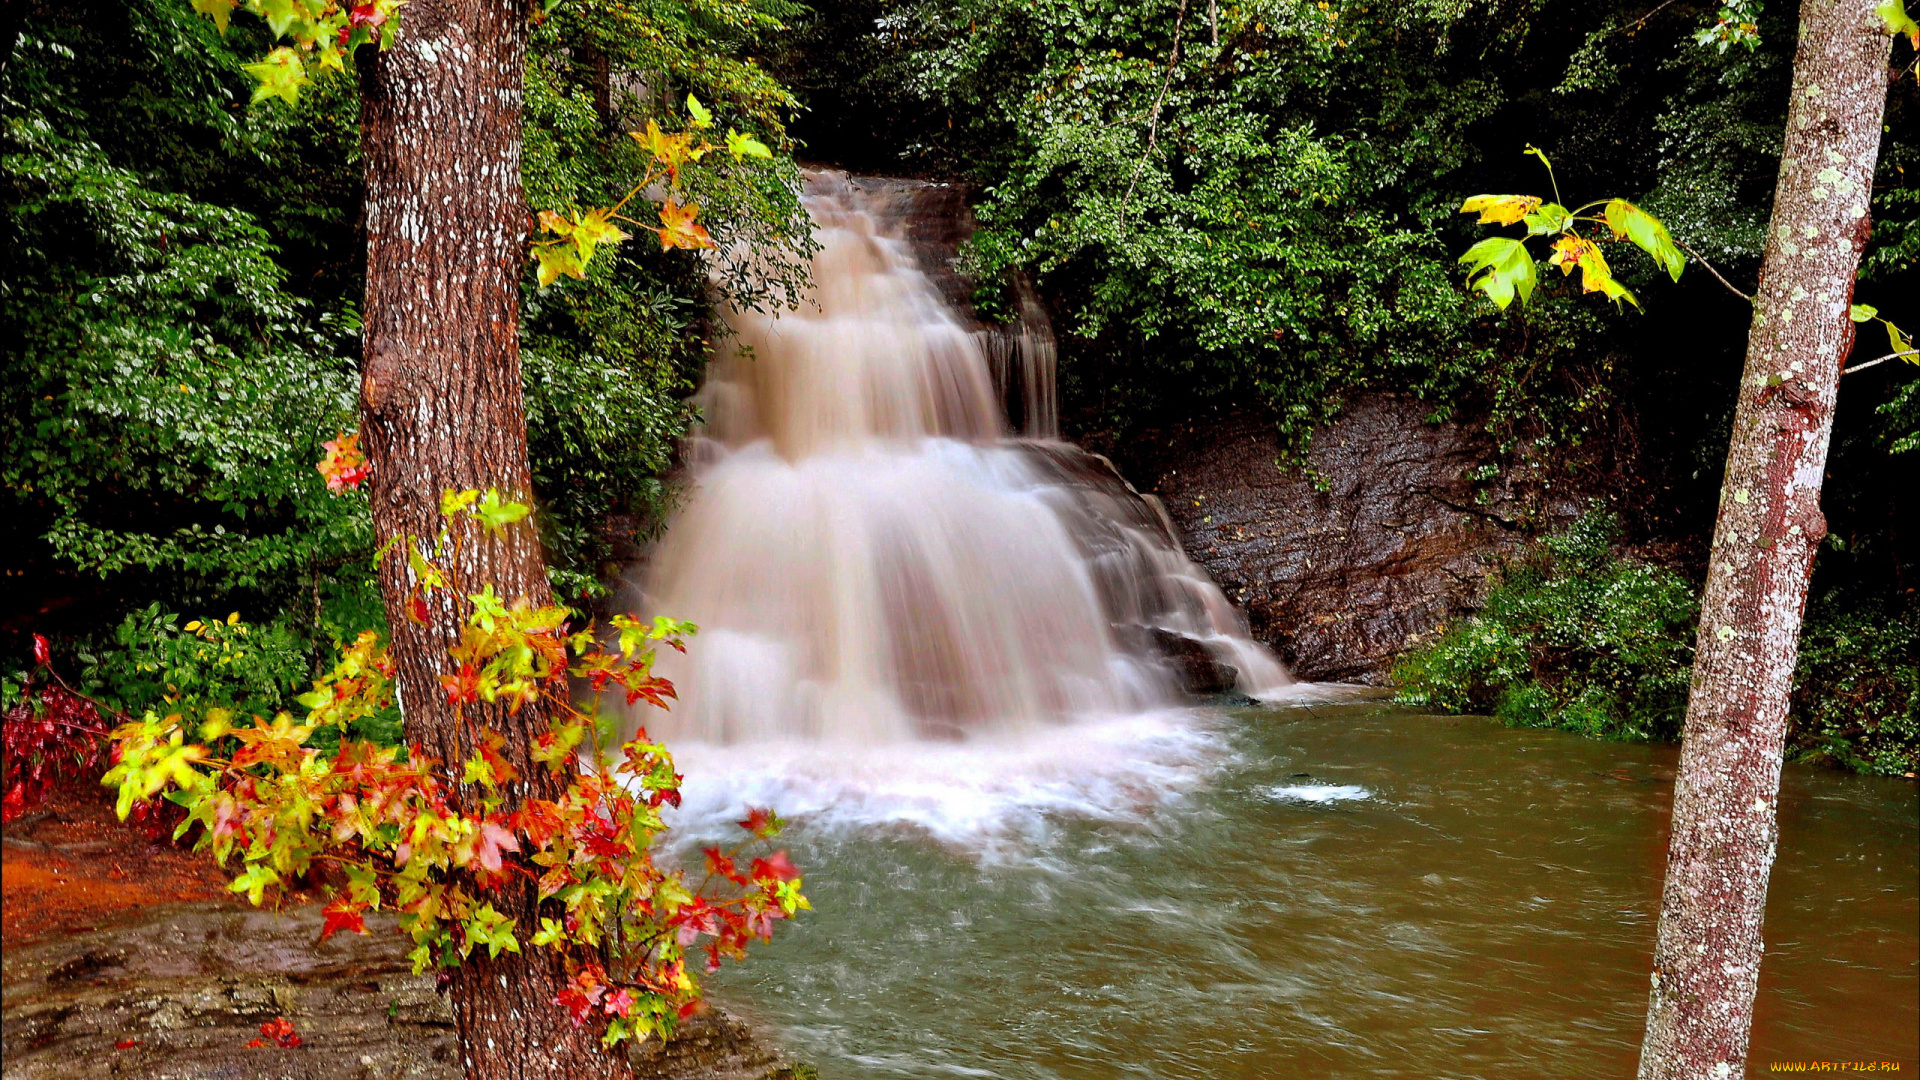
[626,177,1919,1076]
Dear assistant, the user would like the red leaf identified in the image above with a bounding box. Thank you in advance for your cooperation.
[439,663,481,704]
[114,1039,140,1050]
[251,1017,301,1048]
[319,897,369,942]
[474,820,521,875]
[738,807,782,838]
[32,633,50,666]
[703,846,746,885]
[749,850,800,882]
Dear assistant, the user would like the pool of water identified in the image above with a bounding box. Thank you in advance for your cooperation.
[680,701,1918,1078]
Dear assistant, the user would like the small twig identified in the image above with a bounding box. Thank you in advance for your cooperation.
[1121,0,1190,214]
[1844,349,1920,376]
[1618,0,1685,34]
[1672,237,1752,303]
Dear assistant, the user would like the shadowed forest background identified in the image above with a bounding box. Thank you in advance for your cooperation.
[5,0,1913,773]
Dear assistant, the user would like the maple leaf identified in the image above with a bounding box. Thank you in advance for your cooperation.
[1602,199,1685,282]
[253,0,304,37]
[191,0,238,33]
[568,207,629,266]
[738,807,784,839]
[250,1017,301,1048]
[32,633,50,666]
[1548,234,1595,274]
[749,849,800,883]
[724,128,773,160]
[1459,194,1542,226]
[631,120,695,181]
[440,663,481,704]
[474,819,521,874]
[703,846,746,884]
[604,987,635,1017]
[319,896,369,942]
[686,93,714,129]
[535,243,586,287]
[654,200,714,251]
[1457,236,1537,309]
[318,431,369,492]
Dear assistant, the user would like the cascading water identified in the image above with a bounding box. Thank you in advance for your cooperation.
[629,172,1287,754]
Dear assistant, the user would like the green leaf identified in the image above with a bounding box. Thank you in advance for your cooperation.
[1879,0,1920,46]
[230,862,280,906]
[686,93,714,129]
[242,47,308,106]
[251,0,303,38]
[1458,237,1538,309]
[1889,320,1915,361]
[1523,202,1573,237]
[1603,199,1684,282]
[473,488,531,534]
[1850,303,1879,322]
[725,128,773,160]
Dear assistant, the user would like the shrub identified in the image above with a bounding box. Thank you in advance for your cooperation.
[1789,597,1919,776]
[1395,510,1699,742]
[1397,511,1920,774]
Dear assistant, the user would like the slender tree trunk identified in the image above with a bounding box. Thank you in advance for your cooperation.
[1636,1,1890,1075]
[357,1,634,1076]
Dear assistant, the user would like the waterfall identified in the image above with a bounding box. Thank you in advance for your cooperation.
[630,171,1288,747]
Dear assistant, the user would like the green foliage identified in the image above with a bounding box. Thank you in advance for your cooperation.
[1397,514,1920,774]
[1394,511,1698,742]
[1789,597,1920,776]
[83,606,309,719]
[6,0,812,659]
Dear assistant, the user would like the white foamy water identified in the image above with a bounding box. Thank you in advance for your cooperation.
[1267,783,1373,804]
[662,709,1226,850]
[625,172,1290,827]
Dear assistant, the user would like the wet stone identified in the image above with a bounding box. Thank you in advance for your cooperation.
[2,904,804,1080]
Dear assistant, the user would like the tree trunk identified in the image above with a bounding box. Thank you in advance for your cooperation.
[1636,2,1891,1076]
[356,1,635,1077]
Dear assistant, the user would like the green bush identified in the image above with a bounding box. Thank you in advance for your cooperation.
[1789,597,1920,776]
[1397,512,1920,774]
[1395,511,1698,741]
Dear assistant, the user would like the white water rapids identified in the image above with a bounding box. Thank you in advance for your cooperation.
[625,173,1291,836]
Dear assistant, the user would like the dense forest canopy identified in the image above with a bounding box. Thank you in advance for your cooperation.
[2,0,1914,768]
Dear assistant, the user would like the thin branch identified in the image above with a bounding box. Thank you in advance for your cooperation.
[1843,349,1920,376]
[1619,0,1685,33]
[1121,0,1190,214]
[1672,237,1753,303]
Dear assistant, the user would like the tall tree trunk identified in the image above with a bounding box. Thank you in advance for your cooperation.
[1636,1,1891,1076]
[356,2,635,1077]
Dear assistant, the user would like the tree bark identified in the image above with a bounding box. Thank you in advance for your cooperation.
[357,1,635,1076]
[1636,2,1891,1076]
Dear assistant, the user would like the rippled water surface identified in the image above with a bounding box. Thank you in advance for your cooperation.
[681,701,1918,1079]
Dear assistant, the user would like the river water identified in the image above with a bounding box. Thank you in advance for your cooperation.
[678,700,1918,1079]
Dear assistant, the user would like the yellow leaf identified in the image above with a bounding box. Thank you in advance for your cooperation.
[1460,194,1543,226]
[568,207,629,266]
[655,200,715,251]
[191,0,238,33]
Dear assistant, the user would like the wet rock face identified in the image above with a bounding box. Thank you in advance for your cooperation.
[1,904,801,1080]
[1123,396,1593,683]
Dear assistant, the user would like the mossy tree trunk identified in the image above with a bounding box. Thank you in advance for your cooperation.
[1635,1,1892,1076]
